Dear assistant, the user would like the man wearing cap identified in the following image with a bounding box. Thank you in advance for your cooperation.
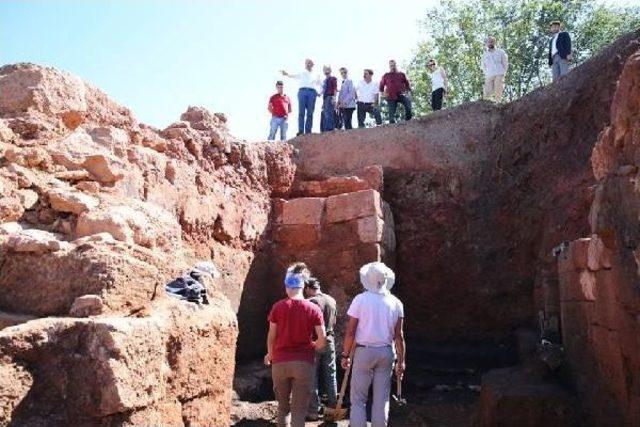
[268,81,292,141]
[265,262,327,427]
[341,262,405,427]
[548,20,572,81]
[281,59,322,135]
[304,277,338,421]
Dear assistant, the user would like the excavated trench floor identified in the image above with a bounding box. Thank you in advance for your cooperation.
[232,341,518,426]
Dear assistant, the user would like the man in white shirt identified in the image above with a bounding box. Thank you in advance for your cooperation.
[341,262,405,427]
[481,36,509,103]
[355,69,383,128]
[427,59,449,111]
[281,59,321,135]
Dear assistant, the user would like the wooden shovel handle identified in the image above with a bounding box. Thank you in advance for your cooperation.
[336,346,356,408]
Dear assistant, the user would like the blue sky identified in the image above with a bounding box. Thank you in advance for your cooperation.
[0,0,635,141]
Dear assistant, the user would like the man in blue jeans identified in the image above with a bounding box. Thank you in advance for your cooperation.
[267,81,291,141]
[281,59,321,135]
[304,277,338,421]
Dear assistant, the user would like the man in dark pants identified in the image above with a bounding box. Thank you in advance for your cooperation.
[548,20,572,81]
[337,67,356,130]
[304,277,338,421]
[320,66,338,132]
[379,59,412,123]
[355,69,382,128]
[427,59,449,111]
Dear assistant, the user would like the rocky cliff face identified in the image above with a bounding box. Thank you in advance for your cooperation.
[0,63,295,426]
[558,49,640,426]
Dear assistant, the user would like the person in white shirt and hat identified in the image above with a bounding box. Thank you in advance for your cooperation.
[340,262,405,427]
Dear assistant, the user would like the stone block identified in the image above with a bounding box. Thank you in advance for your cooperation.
[357,215,385,243]
[326,190,382,223]
[273,224,320,251]
[320,221,360,248]
[281,197,325,225]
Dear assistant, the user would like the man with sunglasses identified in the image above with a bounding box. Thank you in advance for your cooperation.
[355,69,383,128]
[427,59,449,111]
[337,67,356,130]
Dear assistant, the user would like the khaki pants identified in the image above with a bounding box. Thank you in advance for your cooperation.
[272,361,314,427]
[483,74,505,102]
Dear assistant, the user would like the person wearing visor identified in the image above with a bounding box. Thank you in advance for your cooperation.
[341,262,405,427]
[265,262,327,427]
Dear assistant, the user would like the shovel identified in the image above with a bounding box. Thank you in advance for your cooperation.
[323,347,355,422]
[392,371,407,408]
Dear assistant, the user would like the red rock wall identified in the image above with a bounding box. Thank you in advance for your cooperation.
[291,31,640,345]
[558,49,640,426]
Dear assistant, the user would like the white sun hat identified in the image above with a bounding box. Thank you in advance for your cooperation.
[359,262,396,294]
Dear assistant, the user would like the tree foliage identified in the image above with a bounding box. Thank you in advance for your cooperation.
[407,0,640,114]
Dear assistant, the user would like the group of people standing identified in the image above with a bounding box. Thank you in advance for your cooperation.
[265,262,404,427]
[267,20,572,141]
[268,59,413,141]
[480,20,572,102]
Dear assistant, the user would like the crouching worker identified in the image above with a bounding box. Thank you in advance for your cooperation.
[304,277,338,421]
[265,263,327,427]
[341,262,405,427]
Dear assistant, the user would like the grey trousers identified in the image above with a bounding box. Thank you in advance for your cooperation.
[552,54,570,81]
[349,346,394,427]
[272,361,314,427]
[308,338,338,414]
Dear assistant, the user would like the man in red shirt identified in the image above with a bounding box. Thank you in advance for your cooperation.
[265,262,327,427]
[268,81,292,141]
[379,59,413,124]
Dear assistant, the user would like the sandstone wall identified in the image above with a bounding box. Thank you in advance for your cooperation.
[558,49,640,427]
[0,63,296,425]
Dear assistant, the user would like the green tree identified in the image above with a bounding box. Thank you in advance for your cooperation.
[407,0,640,115]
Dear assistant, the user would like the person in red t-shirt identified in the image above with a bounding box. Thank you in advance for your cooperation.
[379,59,413,124]
[265,262,326,427]
[268,81,292,141]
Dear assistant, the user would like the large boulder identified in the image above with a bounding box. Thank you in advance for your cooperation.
[0,297,238,426]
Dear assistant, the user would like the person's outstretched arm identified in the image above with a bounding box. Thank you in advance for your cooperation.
[281,70,300,78]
